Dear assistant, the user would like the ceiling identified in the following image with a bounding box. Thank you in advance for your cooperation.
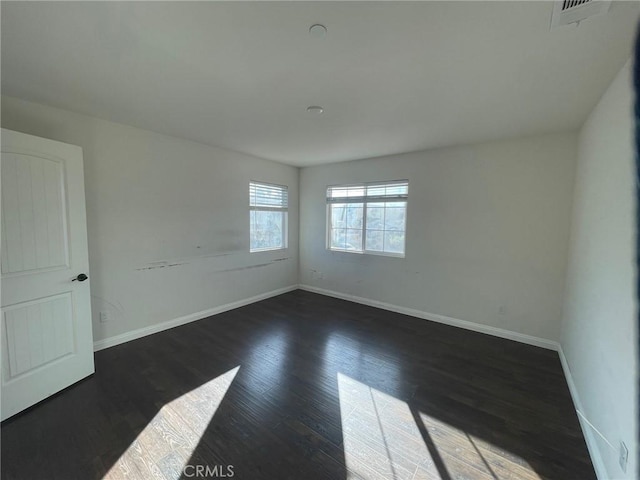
[2,2,639,167]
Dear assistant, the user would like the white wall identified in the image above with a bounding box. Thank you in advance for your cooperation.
[299,133,577,343]
[1,96,299,345]
[560,60,637,480]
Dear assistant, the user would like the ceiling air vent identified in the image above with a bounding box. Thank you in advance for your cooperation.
[550,0,611,29]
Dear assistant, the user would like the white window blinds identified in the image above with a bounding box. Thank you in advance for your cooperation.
[250,182,288,209]
[327,181,408,204]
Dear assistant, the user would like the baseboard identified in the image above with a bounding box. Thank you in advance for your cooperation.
[93,285,299,351]
[558,347,610,480]
[298,284,559,351]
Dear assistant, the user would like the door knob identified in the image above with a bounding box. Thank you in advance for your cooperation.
[72,273,88,282]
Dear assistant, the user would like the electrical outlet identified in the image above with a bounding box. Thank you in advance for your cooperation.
[498,305,506,315]
[99,311,110,323]
[619,441,628,473]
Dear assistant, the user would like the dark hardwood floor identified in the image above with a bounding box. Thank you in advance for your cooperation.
[1,290,595,480]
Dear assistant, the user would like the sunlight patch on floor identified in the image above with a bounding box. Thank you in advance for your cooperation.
[103,366,240,480]
[337,373,541,480]
[414,411,542,480]
[337,372,439,480]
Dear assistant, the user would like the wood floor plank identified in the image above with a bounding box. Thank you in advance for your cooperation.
[1,290,596,479]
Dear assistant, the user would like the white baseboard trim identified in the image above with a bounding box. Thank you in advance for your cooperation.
[298,284,560,351]
[558,347,610,480]
[93,285,299,352]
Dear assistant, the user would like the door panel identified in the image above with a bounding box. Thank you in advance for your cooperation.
[1,129,94,421]
[1,153,68,274]
[3,293,75,380]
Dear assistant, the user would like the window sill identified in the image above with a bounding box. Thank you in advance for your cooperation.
[327,248,405,258]
[250,247,288,253]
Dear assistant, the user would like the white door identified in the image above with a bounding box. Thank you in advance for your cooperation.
[1,128,94,421]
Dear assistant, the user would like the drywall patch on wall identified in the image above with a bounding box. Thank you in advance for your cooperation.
[216,257,291,273]
[135,262,188,271]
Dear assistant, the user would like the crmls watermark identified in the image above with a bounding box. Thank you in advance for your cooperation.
[182,465,235,478]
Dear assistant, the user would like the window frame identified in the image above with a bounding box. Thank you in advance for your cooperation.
[250,180,288,253]
[326,180,408,258]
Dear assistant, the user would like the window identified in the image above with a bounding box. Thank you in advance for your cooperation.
[250,181,288,252]
[327,180,408,257]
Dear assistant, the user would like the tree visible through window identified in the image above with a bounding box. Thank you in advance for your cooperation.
[327,181,408,256]
[250,181,288,252]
